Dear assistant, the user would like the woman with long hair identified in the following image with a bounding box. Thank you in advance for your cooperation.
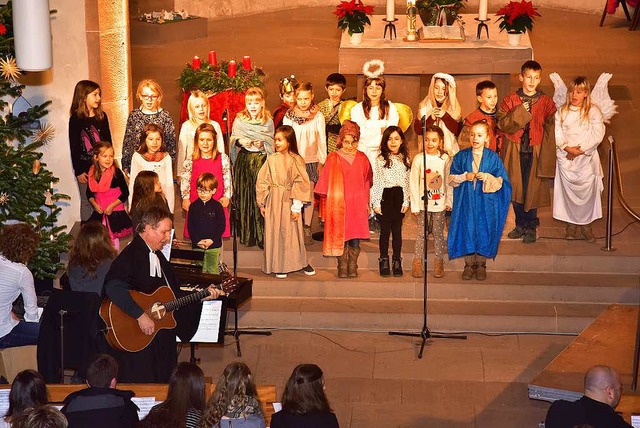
[3,369,48,425]
[200,362,265,428]
[270,364,339,428]
[67,221,117,295]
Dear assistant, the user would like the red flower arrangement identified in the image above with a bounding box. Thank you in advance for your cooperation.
[334,0,375,36]
[0,24,6,36]
[495,0,540,33]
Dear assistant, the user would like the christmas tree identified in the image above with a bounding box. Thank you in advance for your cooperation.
[0,2,71,280]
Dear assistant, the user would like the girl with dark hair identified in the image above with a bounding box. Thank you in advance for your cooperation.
[201,362,265,428]
[256,125,315,279]
[67,221,117,295]
[371,126,411,277]
[69,80,113,222]
[129,171,171,232]
[270,364,339,428]
[4,369,48,424]
[145,362,206,428]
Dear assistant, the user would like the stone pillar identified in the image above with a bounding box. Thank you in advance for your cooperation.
[97,0,133,160]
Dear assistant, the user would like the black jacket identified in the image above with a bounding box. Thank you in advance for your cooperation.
[545,395,632,428]
[61,386,139,428]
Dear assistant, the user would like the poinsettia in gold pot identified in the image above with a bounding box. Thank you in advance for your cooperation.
[416,0,467,26]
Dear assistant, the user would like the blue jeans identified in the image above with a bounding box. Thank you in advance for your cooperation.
[0,321,40,348]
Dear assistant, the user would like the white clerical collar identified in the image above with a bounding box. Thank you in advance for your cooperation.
[145,242,162,278]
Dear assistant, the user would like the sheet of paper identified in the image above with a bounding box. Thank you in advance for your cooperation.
[272,402,282,413]
[131,396,159,420]
[631,414,640,428]
[0,389,9,420]
[187,300,223,343]
[160,229,175,261]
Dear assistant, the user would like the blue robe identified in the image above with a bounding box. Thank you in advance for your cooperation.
[447,148,511,260]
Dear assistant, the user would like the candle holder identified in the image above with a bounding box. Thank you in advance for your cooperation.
[383,18,398,40]
[475,17,491,40]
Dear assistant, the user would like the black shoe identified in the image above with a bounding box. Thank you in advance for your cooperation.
[507,226,526,239]
[392,258,403,277]
[523,228,537,244]
[379,256,390,277]
[302,264,316,276]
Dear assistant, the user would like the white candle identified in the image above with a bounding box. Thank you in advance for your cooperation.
[478,0,488,21]
[386,0,395,21]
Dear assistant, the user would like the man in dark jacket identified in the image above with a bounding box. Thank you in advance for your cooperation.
[61,353,139,428]
[545,365,632,428]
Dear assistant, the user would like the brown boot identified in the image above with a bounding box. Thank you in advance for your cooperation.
[565,223,578,240]
[581,224,596,243]
[337,247,348,278]
[462,256,475,280]
[433,258,444,278]
[475,256,487,281]
[347,246,361,278]
[411,257,423,278]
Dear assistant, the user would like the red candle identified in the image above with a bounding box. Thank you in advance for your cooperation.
[228,60,237,77]
[208,50,217,66]
[242,56,251,70]
[192,55,201,70]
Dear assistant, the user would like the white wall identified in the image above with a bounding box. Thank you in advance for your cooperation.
[19,0,89,230]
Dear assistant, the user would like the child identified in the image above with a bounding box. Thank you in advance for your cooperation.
[272,75,299,130]
[315,121,372,279]
[371,126,411,277]
[86,141,133,250]
[552,76,606,242]
[67,221,117,295]
[121,79,176,174]
[181,123,232,241]
[69,80,113,222]
[188,173,226,274]
[128,123,174,213]
[177,90,225,178]
[256,125,315,279]
[317,73,347,154]
[129,170,170,231]
[417,73,462,157]
[459,80,501,153]
[350,60,400,168]
[448,121,511,281]
[283,82,327,245]
[497,60,557,244]
[409,125,451,279]
[230,87,274,248]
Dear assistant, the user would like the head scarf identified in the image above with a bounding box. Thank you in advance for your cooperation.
[336,120,360,148]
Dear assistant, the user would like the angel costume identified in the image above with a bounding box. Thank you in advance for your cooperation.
[550,73,615,226]
[350,101,399,167]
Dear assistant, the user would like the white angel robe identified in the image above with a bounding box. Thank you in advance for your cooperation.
[553,106,606,225]
[350,102,399,167]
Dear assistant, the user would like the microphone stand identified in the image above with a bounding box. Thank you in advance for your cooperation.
[388,115,466,359]
[222,108,272,357]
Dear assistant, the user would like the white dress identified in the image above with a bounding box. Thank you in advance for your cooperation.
[553,106,606,225]
[350,102,399,167]
[176,119,225,178]
[128,152,175,213]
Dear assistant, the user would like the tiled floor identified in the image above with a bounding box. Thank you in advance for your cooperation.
[132,6,640,427]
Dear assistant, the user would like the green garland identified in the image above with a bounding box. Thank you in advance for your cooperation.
[176,60,266,93]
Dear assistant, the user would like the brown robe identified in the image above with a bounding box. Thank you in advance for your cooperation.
[256,152,311,274]
[497,94,556,211]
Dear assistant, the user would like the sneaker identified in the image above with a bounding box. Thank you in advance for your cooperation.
[302,264,316,276]
[275,273,287,279]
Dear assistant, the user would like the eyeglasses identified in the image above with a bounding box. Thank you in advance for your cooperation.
[197,188,215,195]
[140,94,159,100]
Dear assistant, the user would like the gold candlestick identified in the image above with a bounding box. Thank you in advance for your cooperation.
[406,0,418,41]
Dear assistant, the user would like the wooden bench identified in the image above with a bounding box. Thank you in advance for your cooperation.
[0,383,277,425]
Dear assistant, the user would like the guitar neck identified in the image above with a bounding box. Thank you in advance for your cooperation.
[164,289,211,312]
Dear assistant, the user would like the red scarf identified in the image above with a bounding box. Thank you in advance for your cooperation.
[88,165,115,193]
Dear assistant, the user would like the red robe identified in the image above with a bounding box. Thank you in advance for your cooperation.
[315,151,372,256]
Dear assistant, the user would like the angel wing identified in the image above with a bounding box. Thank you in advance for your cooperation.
[339,100,357,124]
[549,72,567,109]
[591,72,617,124]
[393,103,414,133]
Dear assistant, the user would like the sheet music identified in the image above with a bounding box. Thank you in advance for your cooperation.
[160,229,175,260]
[187,300,223,343]
[631,415,640,428]
[0,389,9,422]
[131,396,162,420]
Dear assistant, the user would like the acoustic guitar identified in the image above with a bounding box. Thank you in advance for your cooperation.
[99,277,238,352]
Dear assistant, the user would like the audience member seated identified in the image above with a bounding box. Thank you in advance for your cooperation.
[67,221,117,295]
[138,407,181,428]
[201,362,266,428]
[61,354,139,428]
[11,405,68,428]
[144,362,205,428]
[270,364,339,428]
[545,365,632,428]
[0,224,41,349]
[3,369,48,426]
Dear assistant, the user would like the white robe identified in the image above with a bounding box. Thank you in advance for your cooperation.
[350,102,399,167]
[553,106,606,225]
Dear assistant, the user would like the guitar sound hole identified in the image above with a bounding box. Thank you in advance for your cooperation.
[149,302,167,321]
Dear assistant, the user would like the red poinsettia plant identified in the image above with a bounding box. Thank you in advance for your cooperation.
[334,0,375,36]
[495,0,540,33]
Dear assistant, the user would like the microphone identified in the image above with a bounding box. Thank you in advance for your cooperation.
[221,109,228,122]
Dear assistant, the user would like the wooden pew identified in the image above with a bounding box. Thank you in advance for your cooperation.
[1,383,277,426]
